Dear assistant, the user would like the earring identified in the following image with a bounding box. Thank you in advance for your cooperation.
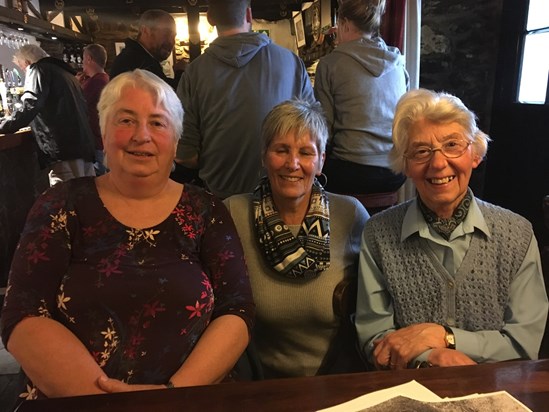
[317,172,328,187]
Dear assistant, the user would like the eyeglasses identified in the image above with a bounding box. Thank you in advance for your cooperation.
[404,139,471,163]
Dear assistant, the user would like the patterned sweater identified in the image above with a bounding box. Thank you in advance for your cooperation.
[364,198,532,331]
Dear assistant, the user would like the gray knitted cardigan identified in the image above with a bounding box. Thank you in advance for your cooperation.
[364,198,532,331]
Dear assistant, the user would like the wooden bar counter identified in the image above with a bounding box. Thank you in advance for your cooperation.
[0,128,47,293]
[15,359,549,412]
[0,127,32,151]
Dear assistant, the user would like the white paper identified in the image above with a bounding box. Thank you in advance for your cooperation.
[317,381,532,412]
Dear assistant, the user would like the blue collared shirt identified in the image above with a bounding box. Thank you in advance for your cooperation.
[356,197,548,365]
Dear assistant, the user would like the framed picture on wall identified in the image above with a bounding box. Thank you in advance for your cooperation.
[293,12,306,48]
[114,42,126,56]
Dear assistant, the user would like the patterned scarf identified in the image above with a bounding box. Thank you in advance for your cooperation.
[418,189,473,240]
[253,176,330,279]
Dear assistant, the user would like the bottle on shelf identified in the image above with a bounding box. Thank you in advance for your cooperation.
[0,64,6,118]
[63,45,70,64]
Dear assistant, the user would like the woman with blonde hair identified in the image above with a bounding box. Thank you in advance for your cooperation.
[314,0,408,195]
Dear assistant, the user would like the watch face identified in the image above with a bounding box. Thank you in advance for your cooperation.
[445,329,456,348]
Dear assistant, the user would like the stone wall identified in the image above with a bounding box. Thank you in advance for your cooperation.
[420,0,503,133]
[419,0,504,195]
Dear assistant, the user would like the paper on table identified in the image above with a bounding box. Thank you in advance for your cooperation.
[317,380,442,412]
[317,381,532,412]
[437,391,533,411]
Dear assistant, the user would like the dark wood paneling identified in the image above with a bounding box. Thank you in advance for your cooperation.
[485,0,549,248]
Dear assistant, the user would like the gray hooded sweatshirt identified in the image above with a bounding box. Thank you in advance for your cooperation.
[177,32,314,199]
[314,36,408,168]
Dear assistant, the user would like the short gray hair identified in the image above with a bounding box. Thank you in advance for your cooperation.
[98,69,183,141]
[83,43,107,68]
[261,99,328,158]
[14,44,49,64]
[389,88,491,174]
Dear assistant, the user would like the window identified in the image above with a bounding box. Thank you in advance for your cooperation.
[517,0,549,104]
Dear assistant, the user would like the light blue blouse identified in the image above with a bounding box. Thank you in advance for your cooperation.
[355,197,548,365]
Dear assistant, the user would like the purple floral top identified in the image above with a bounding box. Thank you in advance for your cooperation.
[1,177,254,399]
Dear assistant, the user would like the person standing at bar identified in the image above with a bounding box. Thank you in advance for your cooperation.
[176,0,315,199]
[314,0,408,195]
[110,9,177,88]
[0,44,95,186]
[80,43,110,175]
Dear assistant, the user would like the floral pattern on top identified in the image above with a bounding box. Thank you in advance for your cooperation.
[0,177,254,400]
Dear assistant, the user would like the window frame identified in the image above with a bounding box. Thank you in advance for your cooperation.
[517,0,549,104]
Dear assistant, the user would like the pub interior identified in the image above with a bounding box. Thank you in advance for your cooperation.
[0,0,548,410]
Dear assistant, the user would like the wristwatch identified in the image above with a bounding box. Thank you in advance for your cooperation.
[443,325,456,349]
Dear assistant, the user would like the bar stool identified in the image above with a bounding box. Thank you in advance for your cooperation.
[347,191,399,215]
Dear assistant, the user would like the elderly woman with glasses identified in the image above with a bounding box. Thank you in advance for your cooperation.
[355,88,548,370]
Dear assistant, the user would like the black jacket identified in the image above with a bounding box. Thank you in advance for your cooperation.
[109,38,176,88]
[0,57,95,166]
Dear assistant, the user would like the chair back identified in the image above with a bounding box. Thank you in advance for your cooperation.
[540,195,549,358]
[348,191,399,215]
[317,276,370,374]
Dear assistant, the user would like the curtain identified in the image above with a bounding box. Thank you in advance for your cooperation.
[398,0,422,202]
[405,0,421,90]
[380,0,407,51]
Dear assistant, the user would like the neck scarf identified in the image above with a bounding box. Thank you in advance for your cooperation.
[418,189,473,240]
[253,176,330,279]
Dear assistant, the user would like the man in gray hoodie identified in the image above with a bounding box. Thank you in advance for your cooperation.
[175,0,314,199]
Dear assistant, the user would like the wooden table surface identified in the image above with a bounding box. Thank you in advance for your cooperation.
[16,359,549,412]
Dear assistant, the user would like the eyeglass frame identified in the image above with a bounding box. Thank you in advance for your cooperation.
[403,138,472,163]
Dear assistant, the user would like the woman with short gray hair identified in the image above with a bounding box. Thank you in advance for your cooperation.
[225,98,369,377]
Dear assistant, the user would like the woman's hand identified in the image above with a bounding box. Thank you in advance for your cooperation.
[97,376,166,393]
[428,348,477,367]
[373,323,447,369]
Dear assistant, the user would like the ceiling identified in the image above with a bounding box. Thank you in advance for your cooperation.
[37,0,309,22]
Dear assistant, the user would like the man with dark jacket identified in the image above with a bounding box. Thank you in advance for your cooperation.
[0,44,95,186]
[109,9,177,88]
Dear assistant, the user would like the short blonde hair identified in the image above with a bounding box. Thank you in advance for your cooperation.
[338,0,386,35]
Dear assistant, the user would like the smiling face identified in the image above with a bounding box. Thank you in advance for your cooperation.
[102,86,176,180]
[405,118,481,218]
[264,130,324,210]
